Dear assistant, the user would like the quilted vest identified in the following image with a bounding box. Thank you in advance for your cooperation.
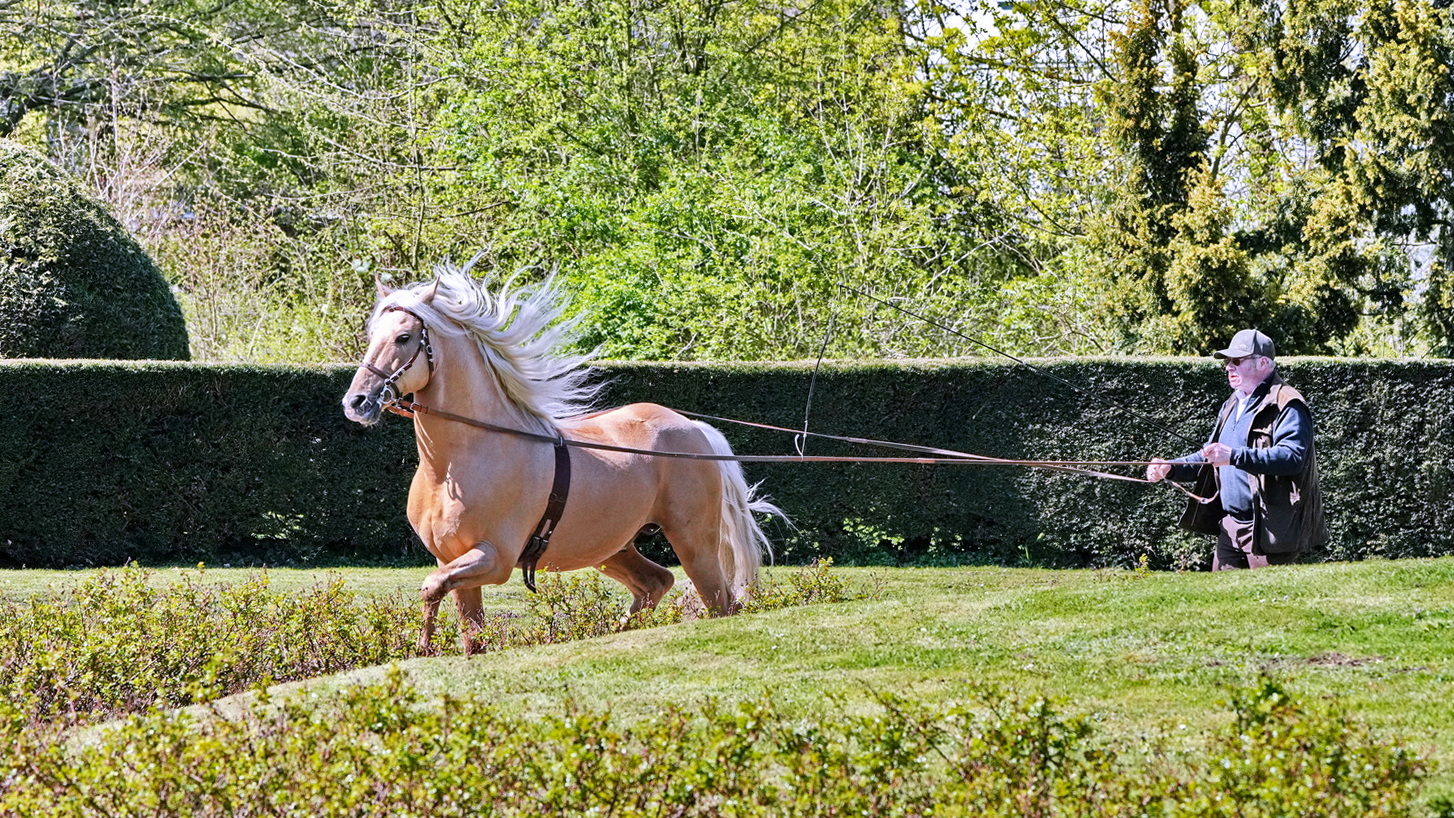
[1178,377,1328,554]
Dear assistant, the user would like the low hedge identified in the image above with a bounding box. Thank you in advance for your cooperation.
[2,672,1425,817]
[1,357,1450,569]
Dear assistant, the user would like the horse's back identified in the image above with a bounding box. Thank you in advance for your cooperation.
[567,402,715,455]
[547,402,726,568]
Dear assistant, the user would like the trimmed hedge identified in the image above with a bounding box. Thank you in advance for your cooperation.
[1,358,1450,569]
[0,361,415,567]
[0,141,190,361]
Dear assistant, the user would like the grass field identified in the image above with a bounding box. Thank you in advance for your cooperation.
[6,558,1454,809]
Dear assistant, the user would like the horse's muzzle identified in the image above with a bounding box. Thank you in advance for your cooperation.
[343,392,384,425]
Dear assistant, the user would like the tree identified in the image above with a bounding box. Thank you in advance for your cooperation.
[392,0,1007,360]
[1085,0,1454,355]
[1354,0,1454,356]
[0,0,424,361]
[1091,0,1298,353]
[0,0,281,138]
[908,0,1126,354]
[5,0,1449,362]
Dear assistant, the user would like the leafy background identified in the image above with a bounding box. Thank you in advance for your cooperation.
[1,0,1449,364]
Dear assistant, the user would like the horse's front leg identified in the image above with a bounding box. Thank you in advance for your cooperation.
[418,595,443,656]
[416,556,447,655]
[420,543,513,652]
[452,586,487,655]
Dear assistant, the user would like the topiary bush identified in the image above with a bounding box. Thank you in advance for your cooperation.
[0,140,189,360]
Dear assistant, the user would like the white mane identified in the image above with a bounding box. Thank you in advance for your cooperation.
[374,260,601,430]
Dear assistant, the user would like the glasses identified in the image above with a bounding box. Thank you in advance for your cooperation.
[1224,355,1258,367]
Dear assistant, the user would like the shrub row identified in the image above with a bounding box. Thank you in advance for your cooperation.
[0,562,865,721]
[0,567,432,721]
[0,671,1428,817]
[1,358,1450,568]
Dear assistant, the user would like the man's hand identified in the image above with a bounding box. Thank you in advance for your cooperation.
[1146,458,1172,483]
[1201,442,1234,466]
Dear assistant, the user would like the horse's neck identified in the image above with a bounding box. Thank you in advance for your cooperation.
[412,334,554,455]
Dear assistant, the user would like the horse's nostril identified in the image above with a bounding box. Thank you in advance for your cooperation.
[348,393,368,410]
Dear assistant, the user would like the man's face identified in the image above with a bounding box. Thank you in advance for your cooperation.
[1223,354,1271,394]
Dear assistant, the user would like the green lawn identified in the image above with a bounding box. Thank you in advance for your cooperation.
[7,559,1454,803]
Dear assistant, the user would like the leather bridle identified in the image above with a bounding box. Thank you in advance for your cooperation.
[361,306,435,406]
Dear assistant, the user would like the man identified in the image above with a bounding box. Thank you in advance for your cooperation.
[1147,329,1326,569]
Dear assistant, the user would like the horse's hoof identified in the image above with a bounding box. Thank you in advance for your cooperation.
[420,575,448,603]
[673,582,707,621]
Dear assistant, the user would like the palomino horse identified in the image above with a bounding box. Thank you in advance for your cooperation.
[342,263,783,653]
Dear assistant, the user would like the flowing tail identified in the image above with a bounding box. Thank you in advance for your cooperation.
[693,421,788,599]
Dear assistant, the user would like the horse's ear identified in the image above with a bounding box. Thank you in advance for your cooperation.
[374,276,395,299]
[421,278,441,304]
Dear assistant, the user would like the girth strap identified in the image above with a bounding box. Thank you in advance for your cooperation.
[518,439,571,593]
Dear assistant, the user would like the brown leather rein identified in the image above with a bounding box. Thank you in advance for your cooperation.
[362,304,1208,489]
[382,398,1212,498]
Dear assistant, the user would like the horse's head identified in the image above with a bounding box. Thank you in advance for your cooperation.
[342,282,438,425]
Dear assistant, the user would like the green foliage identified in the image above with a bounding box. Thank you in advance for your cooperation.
[909,0,1123,355]
[0,566,427,721]
[0,361,419,568]
[2,357,1452,569]
[0,0,309,139]
[4,0,1453,360]
[407,0,986,360]
[1095,0,1291,353]
[422,564,873,655]
[740,557,878,613]
[0,564,868,721]
[1082,0,1454,356]
[611,358,1454,569]
[1184,676,1427,817]
[0,140,189,360]
[0,669,1425,816]
[1356,0,1454,356]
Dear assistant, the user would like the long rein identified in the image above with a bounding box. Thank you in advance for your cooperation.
[364,303,1210,502]
[382,399,1213,501]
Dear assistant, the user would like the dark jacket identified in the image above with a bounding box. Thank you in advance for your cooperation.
[1179,376,1327,554]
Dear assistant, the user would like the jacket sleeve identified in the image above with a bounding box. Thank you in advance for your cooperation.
[1167,451,1209,482]
[1230,402,1312,475]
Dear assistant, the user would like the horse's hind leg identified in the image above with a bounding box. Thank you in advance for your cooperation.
[663,518,735,616]
[597,544,675,618]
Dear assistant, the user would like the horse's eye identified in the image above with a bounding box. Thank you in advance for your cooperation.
[395,334,411,345]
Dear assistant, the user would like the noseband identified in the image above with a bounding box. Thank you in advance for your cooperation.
[362,305,436,406]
